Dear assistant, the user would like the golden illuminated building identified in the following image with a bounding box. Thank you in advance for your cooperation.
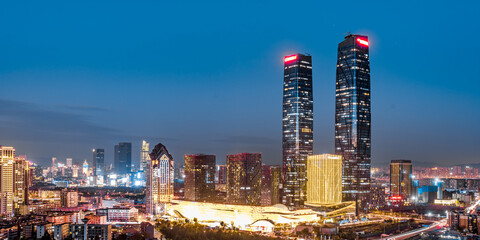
[168,199,355,230]
[0,146,15,216]
[13,155,29,215]
[390,159,412,200]
[147,142,174,215]
[306,154,342,205]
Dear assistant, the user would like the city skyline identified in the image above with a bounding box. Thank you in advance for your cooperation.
[0,1,479,168]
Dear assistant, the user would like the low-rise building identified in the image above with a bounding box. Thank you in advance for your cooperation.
[96,207,138,222]
[70,224,111,240]
[53,223,70,240]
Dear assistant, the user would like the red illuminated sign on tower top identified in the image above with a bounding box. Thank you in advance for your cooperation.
[284,55,298,63]
[356,38,369,47]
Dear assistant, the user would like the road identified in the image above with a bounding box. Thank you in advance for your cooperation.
[383,219,444,240]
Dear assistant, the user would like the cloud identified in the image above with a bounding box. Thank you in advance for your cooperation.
[0,98,121,165]
[213,135,277,145]
[58,105,109,112]
[0,99,117,143]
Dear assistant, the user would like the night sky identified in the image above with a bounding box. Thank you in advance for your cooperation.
[1,1,479,168]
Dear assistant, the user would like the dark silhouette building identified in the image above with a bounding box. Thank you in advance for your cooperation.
[93,148,105,181]
[184,154,216,202]
[226,153,262,205]
[282,53,313,208]
[114,142,132,175]
[335,34,371,213]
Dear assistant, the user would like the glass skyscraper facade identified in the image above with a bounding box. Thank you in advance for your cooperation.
[390,160,412,201]
[282,53,313,208]
[93,149,105,178]
[226,153,262,206]
[114,142,132,175]
[184,154,216,202]
[335,34,371,213]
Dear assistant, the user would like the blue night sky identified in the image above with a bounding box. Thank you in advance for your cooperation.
[0,1,479,168]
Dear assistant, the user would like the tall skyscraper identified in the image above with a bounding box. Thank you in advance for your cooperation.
[335,34,371,213]
[270,165,282,205]
[93,149,105,185]
[0,146,15,216]
[13,155,29,215]
[282,53,313,208]
[215,165,227,185]
[306,154,343,206]
[184,154,216,202]
[83,160,89,176]
[226,153,262,206]
[140,140,150,172]
[114,142,132,175]
[261,165,272,206]
[146,142,174,216]
[390,160,413,201]
[66,158,73,168]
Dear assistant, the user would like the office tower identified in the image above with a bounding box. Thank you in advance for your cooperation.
[226,153,262,205]
[261,165,281,205]
[184,154,216,202]
[114,142,132,175]
[146,142,174,215]
[370,182,387,209]
[66,158,72,168]
[93,149,105,185]
[13,155,29,215]
[215,165,227,185]
[282,53,313,208]
[335,34,371,213]
[140,140,150,172]
[390,160,413,201]
[306,154,343,205]
[82,160,89,176]
[270,165,282,205]
[72,165,79,178]
[52,157,56,175]
[261,165,272,205]
[0,146,14,216]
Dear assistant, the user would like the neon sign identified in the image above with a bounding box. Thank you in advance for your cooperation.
[284,55,298,63]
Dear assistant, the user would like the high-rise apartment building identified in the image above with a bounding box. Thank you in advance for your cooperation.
[306,154,343,206]
[335,34,371,212]
[226,153,262,205]
[215,165,227,185]
[146,142,174,216]
[390,160,413,201]
[270,165,282,205]
[261,165,282,206]
[282,53,313,208]
[13,155,29,215]
[66,158,72,168]
[61,189,79,208]
[184,154,216,202]
[261,165,272,206]
[0,146,14,216]
[140,140,150,172]
[114,143,132,175]
[93,149,105,184]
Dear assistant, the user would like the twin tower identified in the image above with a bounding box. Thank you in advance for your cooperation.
[282,34,371,212]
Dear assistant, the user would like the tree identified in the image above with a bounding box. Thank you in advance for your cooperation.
[41,232,52,240]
